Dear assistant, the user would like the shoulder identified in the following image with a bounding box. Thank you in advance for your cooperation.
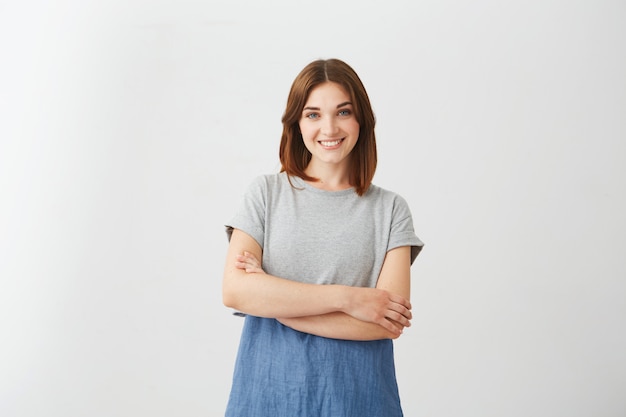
[241,172,296,202]
[365,184,416,223]
[366,184,411,208]
[245,172,288,191]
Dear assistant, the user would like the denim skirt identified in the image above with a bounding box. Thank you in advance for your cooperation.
[225,316,404,417]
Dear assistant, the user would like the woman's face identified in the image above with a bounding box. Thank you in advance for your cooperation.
[299,82,360,171]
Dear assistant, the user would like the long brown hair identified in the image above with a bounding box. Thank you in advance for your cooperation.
[279,59,377,196]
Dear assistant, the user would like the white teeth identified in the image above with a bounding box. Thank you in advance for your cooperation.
[320,139,341,147]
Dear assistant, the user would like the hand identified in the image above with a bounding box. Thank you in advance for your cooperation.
[235,251,266,274]
[345,288,412,335]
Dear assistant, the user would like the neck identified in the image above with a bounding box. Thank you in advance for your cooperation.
[304,162,352,191]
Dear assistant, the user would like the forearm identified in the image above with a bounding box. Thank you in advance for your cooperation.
[274,246,413,341]
[223,268,351,318]
[278,313,403,341]
[225,266,409,336]
[223,230,411,335]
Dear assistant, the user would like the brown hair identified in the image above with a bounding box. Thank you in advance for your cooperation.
[279,59,377,196]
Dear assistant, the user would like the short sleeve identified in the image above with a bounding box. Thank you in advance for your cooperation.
[387,195,424,264]
[225,176,267,249]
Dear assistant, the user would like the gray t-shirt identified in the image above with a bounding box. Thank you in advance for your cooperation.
[226,172,423,288]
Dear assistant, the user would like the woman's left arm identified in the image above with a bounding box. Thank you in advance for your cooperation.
[238,246,412,341]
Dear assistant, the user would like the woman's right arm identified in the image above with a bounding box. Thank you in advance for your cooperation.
[222,229,411,335]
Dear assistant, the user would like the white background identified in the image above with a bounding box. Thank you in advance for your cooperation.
[1,1,625,416]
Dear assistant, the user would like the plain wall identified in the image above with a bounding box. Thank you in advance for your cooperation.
[1,1,625,416]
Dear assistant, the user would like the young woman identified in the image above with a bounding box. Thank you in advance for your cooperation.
[223,58,423,416]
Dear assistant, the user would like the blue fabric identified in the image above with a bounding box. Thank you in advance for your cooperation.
[225,316,404,417]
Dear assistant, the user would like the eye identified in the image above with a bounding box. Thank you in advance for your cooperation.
[338,109,352,117]
[305,112,320,120]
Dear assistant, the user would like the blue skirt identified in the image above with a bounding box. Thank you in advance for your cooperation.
[225,316,404,417]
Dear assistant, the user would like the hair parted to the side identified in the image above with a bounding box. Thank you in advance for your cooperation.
[279,58,377,196]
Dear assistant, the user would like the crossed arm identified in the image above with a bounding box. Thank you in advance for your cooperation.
[222,228,413,341]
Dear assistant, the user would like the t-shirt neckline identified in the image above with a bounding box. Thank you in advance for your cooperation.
[289,175,357,197]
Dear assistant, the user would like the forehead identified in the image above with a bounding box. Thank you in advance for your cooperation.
[305,82,351,105]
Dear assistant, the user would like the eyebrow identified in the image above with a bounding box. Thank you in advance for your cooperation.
[303,101,353,111]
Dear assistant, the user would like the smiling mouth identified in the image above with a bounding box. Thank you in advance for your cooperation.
[319,139,344,147]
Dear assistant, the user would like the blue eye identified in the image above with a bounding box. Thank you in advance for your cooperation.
[306,113,319,119]
[338,109,351,116]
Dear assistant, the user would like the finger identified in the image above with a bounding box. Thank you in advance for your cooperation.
[243,251,259,262]
[387,311,411,327]
[246,262,261,271]
[387,302,412,320]
[241,254,257,264]
[380,318,403,335]
[238,264,256,272]
[243,252,261,265]
[236,254,256,267]
[239,252,254,260]
[235,257,253,266]
[385,308,409,326]
[388,293,411,309]
[386,318,406,332]
[236,259,261,272]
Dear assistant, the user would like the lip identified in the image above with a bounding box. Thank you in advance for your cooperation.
[318,138,344,149]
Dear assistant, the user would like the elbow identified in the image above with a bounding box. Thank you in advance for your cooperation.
[222,273,236,308]
[222,267,258,312]
[222,274,247,311]
[222,264,244,309]
[382,326,406,341]
[389,332,402,340]
[377,328,402,341]
[222,284,239,310]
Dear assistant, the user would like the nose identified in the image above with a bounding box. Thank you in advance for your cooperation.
[321,116,339,136]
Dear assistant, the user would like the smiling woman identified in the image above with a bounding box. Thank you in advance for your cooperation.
[298,82,360,185]
[279,59,378,197]
[222,58,424,417]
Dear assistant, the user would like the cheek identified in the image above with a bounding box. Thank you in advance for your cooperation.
[299,124,315,141]
[348,121,360,136]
